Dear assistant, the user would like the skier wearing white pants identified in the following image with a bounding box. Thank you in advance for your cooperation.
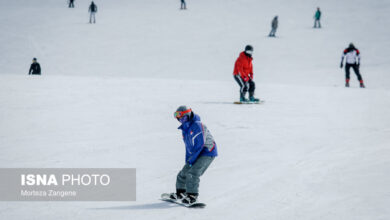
[88,1,97,24]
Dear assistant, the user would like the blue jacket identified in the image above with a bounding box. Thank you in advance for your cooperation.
[178,114,218,165]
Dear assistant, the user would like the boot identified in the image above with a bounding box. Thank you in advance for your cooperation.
[182,193,198,205]
[360,80,365,88]
[249,96,260,102]
[169,189,186,200]
[240,92,248,102]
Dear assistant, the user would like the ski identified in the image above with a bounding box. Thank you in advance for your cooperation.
[234,100,265,104]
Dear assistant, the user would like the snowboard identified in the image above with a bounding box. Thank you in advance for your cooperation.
[161,193,206,208]
[234,100,264,104]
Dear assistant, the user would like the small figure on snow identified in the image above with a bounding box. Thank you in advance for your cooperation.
[180,0,187,10]
[28,58,41,75]
[88,1,98,24]
[233,45,260,102]
[340,43,365,88]
[169,106,218,205]
[68,0,75,8]
[269,16,278,37]
[314,7,321,28]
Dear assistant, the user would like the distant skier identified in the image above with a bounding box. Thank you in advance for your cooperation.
[68,0,75,8]
[314,7,321,28]
[269,16,278,37]
[340,43,365,88]
[28,58,41,75]
[168,106,218,205]
[180,0,187,10]
[233,45,260,102]
[88,1,97,24]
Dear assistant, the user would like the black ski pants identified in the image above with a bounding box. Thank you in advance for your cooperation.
[234,75,255,97]
[345,63,363,81]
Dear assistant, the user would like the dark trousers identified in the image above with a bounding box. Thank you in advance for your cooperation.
[69,1,74,8]
[234,75,255,98]
[314,19,321,28]
[345,63,363,81]
[269,28,277,37]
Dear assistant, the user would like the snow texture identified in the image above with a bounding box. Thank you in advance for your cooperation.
[1,0,390,219]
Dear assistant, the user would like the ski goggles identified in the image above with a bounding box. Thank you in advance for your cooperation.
[245,50,253,55]
[174,109,192,119]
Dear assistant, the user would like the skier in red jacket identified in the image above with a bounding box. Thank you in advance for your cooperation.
[233,45,259,102]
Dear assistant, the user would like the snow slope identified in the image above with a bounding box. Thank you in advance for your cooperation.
[1,0,390,219]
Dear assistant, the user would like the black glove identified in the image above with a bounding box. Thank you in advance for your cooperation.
[340,63,343,68]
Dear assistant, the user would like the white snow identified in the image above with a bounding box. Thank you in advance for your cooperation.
[1,0,390,219]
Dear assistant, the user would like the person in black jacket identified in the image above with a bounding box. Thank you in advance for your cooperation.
[28,58,41,75]
[269,16,278,37]
[89,1,97,23]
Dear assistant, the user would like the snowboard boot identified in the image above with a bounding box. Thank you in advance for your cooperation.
[169,189,186,200]
[182,193,198,205]
[345,82,350,87]
[240,93,248,102]
[249,96,260,102]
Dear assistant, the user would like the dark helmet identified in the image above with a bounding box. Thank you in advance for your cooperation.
[245,45,253,53]
[33,57,37,61]
[174,105,193,120]
[348,43,355,49]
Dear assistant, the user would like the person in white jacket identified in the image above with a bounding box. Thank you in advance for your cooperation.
[340,43,365,88]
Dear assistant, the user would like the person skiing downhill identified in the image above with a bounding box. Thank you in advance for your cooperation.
[28,58,41,75]
[314,7,321,28]
[233,45,260,102]
[169,106,217,205]
[340,43,365,88]
[88,1,97,23]
[269,16,278,37]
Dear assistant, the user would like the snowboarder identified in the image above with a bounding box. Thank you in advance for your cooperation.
[88,1,97,24]
[180,0,187,10]
[340,43,365,88]
[233,45,260,102]
[68,0,75,8]
[269,16,278,37]
[28,58,41,75]
[314,7,321,28]
[169,106,218,205]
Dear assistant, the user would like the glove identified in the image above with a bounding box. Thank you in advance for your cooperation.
[340,63,343,68]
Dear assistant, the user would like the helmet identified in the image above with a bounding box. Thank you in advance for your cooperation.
[33,57,37,61]
[245,45,253,52]
[174,105,192,119]
[244,45,253,56]
[348,43,355,49]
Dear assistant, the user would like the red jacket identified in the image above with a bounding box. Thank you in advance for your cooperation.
[233,52,253,82]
